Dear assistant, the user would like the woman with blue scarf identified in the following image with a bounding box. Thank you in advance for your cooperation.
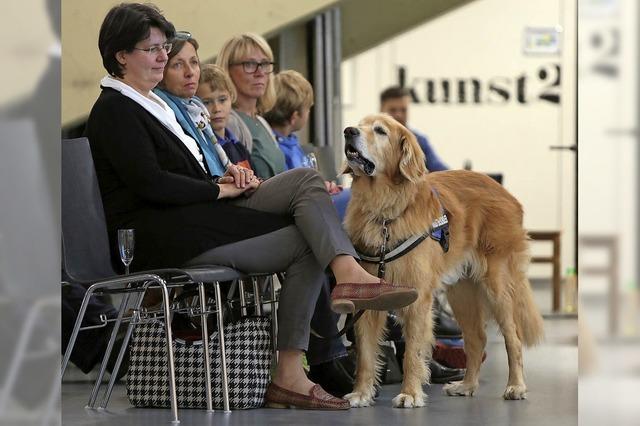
[154,34,251,185]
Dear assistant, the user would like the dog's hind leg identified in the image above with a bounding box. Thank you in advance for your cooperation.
[443,278,487,397]
[392,291,434,408]
[483,256,528,400]
[345,309,387,407]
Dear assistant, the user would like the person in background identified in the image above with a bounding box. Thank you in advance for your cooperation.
[197,64,252,170]
[379,86,448,172]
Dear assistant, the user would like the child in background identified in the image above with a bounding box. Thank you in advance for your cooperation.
[264,70,342,196]
[197,64,252,170]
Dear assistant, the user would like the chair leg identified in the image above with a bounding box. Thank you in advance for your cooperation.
[198,282,215,412]
[238,279,247,317]
[87,288,132,409]
[98,288,146,409]
[214,281,231,413]
[269,275,278,362]
[158,279,180,424]
[61,287,100,376]
[252,277,262,315]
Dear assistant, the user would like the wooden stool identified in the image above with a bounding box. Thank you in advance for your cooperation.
[528,231,562,312]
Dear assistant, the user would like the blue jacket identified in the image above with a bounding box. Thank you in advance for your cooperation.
[411,128,448,172]
[274,131,306,170]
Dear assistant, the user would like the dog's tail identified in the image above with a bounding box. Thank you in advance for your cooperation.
[509,241,545,347]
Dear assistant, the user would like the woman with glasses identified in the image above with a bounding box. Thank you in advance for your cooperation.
[216,33,287,180]
[86,3,417,411]
[153,33,252,186]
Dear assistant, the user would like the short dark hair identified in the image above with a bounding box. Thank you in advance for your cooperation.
[98,3,175,78]
[380,86,411,105]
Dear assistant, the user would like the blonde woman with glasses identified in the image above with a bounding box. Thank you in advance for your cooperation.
[216,33,286,180]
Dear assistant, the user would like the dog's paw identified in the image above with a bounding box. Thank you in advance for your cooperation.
[344,391,376,407]
[503,384,527,400]
[392,392,426,408]
[443,381,477,397]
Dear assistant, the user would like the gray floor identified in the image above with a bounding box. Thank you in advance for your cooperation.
[62,281,578,425]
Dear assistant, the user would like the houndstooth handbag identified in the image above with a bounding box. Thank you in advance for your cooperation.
[126,315,272,409]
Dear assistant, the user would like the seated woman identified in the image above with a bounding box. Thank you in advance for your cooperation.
[86,3,417,410]
[216,33,287,180]
[152,34,240,180]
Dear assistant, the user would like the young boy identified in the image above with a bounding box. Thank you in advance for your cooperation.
[264,70,341,195]
[197,64,252,170]
[263,70,313,170]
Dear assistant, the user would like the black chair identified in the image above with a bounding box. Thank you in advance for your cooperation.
[61,137,247,421]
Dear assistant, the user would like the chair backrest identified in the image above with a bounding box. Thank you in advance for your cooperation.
[62,137,116,282]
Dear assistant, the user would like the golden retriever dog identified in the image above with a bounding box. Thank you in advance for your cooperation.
[341,114,544,408]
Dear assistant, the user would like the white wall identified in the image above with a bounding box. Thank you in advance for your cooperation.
[342,0,577,279]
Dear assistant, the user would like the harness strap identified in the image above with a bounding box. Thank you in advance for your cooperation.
[355,187,450,278]
[357,232,430,263]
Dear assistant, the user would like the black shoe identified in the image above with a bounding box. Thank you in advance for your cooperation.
[386,313,404,342]
[429,359,465,384]
[308,355,355,397]
[433,303,462,339]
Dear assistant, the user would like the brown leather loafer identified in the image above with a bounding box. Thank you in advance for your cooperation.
[330,280,418,314]
[264,382,350,410]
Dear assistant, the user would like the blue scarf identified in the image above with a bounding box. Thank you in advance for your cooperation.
[153,88,226,177]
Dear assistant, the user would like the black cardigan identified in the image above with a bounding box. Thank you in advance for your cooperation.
[85,88,289,271]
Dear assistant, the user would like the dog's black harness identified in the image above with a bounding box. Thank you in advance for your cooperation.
[356,188,450,279]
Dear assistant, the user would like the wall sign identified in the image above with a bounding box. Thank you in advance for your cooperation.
[399,64,561,105]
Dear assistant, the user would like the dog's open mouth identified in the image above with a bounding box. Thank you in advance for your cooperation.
[345,144,375,175]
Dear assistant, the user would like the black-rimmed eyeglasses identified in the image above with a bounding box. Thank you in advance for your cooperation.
[231,61,275,74]
[132,42,173,55]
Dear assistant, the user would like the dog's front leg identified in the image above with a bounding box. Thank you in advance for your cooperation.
[345,310,387,407]
[393,292,433,408]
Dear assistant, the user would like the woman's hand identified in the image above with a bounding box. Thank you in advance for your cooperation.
[243,176,262,196]
[216,175,261,199]
[224,164,254,188]
[324,180,343,195]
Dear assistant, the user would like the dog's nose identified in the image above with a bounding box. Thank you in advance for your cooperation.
[344,127,360,138]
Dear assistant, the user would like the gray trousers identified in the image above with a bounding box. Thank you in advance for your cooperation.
[186,168,357,351]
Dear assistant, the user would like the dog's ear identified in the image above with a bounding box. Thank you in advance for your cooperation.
[398,127,427,183]
[340,160,353,175]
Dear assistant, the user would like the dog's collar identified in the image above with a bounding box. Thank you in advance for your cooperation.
[356,188,450,279]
